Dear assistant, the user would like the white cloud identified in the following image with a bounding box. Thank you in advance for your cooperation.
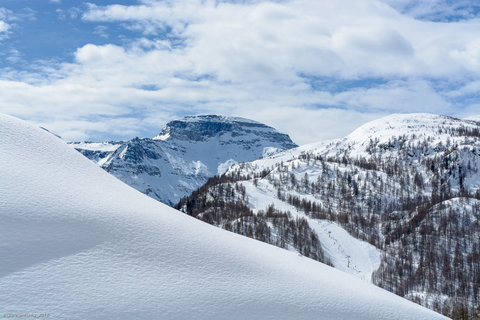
[0,7,11,37]
[82,0,480,79]
[236,106,387,145]
[461,104,480,117]
[93,25,108,38]
[0,0,479,144]
[330,80,452,113]
[0,20,9,33]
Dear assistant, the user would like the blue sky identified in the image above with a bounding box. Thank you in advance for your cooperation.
[0,0,479,144]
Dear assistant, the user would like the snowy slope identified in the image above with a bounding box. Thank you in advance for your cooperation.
[72,115,297,206]
[238,178,381,281]
[464,115,480,122]
[320,113,480,160]
[177,113,480,316]
[0,114,447,320]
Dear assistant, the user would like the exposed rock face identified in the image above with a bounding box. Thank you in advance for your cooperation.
[71,115,297,206]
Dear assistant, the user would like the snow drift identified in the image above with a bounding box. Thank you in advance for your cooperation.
[0,114,447,320]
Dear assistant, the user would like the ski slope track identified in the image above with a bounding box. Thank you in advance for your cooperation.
[0,114,447,320]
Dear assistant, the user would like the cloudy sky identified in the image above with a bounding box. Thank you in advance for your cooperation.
[0,0,479,144]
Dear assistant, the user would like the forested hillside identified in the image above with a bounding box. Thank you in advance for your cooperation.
[177,114,480,319]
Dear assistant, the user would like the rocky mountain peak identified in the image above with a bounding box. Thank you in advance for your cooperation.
[154,115,296,147]
[73,114,297,206]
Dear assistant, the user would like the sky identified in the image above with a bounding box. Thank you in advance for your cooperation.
[0,0,479,145]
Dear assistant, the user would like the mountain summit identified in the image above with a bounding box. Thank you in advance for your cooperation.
[72,115,297,205]
[154,115,275,141]
[1,113,448,320]
[322,113,480,160]
[176,113,480,317]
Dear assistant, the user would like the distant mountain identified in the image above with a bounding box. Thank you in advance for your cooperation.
[176,113,480,318]
[71,115,297,206]
[0,113,448,320]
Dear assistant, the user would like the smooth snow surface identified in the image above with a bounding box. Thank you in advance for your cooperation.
[0,114,447,320]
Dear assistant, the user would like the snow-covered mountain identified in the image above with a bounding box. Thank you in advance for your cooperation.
[71,115,297,206]
[465,115,480,122]
[0,113,448,320]
[322,113,480,161]
[176,113,480,318]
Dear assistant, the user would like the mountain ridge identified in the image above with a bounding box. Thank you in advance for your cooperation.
[72,115,297,205]
[0,113,447,320]
[176,113,480,318]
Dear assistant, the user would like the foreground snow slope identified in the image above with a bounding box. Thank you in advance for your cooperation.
[0,114,446,320]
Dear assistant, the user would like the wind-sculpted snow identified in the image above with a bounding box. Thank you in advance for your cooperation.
[73,115,297,206]
[0,114,447,320]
